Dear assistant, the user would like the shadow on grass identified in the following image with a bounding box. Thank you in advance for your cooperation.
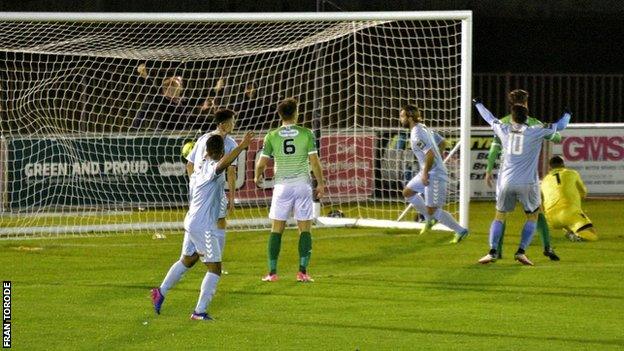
[322,279,624,300]
[278,320,624,347]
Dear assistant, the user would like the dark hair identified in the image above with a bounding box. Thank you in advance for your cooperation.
[214,108,236,124]
[549,155,565,168]
[205,134,224,159]
[511,104,528,124]
[277,98,298,120]
[508,89,529,105]
[401,104,421,121]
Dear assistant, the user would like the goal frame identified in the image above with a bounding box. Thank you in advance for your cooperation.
[0,11,472,234]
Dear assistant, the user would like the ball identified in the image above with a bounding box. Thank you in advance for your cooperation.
[181,141,195,158]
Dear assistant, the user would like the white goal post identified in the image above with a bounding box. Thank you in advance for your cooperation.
[0,11,472,237]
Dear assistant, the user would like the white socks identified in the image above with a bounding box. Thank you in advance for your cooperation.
[433,208,466,234]
[195,272,221,314]
[160,260,189,296]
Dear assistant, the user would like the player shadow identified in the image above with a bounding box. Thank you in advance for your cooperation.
[276,320,624,347]
[322,279,624,301]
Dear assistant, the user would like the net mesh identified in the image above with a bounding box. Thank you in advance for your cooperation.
[0,17,464,237]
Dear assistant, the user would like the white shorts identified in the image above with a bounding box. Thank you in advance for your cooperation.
[269,182,314,221]
[496,183,541,213]
[181,230,225,263]
[406,173,447,208]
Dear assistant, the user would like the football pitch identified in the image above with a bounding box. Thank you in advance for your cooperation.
[2,200,624,350]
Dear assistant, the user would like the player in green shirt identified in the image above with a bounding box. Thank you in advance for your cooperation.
[255,98,325,282]
[485,89,561,260]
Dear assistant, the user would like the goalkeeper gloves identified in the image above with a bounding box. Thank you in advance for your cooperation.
[472,97,482,105]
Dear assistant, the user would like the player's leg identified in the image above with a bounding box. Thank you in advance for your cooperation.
[217,196,230,273]
[514,185,541,266]
[569,211,598,241]
[264,184,290,281]
[151,232,199,314]
[494,181,505,258]
[479,185,514,263]
[496,221,506,259]
[294,182,314,282]
[403,174,430,223]
[422,178,468,243]
[191,233,224,321]
[536,206,559,261]
[478,210,507,264]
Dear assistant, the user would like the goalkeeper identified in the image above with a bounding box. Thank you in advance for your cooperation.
[541,156,597,241]
[485,89,561,260]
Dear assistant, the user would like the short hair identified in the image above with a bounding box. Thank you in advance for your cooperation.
[214,108,236,124]
[549,155,565,168]
[277,98,298,120]
[508,89,529,105]
[162,76,182,88]
[511,104,528,124]
[401,104,421,121]
[205,134,224,159]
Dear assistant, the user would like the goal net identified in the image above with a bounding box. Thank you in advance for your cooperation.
[0,12,472,237]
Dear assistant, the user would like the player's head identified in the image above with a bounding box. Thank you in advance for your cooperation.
[162,76,183,99]
[214,108,237,134]
[549,155,565,169]
[399,104,422,127]
[511,104,528,124]
[277,98,298,123]
[205,134,225,160]
[508,89,529,107]
[245,82,257,98]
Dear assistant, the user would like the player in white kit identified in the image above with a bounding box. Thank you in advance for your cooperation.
[474,98,570,265]
[399,104,469,243]
[151,131,254,320]
[186,108,239,231]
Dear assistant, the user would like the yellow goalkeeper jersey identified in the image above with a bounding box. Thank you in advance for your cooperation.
[541,167,587,212]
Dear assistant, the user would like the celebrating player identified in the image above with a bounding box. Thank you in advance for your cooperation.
[151,131,254,320]
[541,155,597,241]
[399,104,469,243]
[474,99,570,265]
[186,109,239,232]
[484,89,561,260]
[254,98,325,283]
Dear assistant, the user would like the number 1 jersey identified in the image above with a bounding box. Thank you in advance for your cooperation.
[261,125,317,184]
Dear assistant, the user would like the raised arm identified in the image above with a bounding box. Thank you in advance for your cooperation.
[216,132,254,173]
[472,98,499,126]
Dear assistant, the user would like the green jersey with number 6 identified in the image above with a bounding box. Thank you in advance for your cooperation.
[261,125,317,184]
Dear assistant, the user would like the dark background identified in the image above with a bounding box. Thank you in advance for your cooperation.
[2,0,624,74]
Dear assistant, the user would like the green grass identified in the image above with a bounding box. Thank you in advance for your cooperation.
[2,200,624,350]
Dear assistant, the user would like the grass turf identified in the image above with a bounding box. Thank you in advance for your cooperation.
[1,200,624,350]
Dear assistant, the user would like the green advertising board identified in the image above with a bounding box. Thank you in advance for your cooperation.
[7,134,197,210]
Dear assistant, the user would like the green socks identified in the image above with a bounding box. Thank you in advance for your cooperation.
[537,213,551,249]
[496,221,506,256]
[268,232,282,274]
[298,232,312,273]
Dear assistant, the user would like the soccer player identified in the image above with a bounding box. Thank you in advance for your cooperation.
[484,89,561,261]
[254,98,325,283]
[541,155,597,241]
[399,104,469,243]
[151,131,254,320]
[474,99,570,265]
[186,109,239,232]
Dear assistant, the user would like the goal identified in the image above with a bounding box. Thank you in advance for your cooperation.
[0,11,472,237]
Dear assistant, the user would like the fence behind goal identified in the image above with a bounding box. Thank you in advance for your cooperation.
[0,12,472,237]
